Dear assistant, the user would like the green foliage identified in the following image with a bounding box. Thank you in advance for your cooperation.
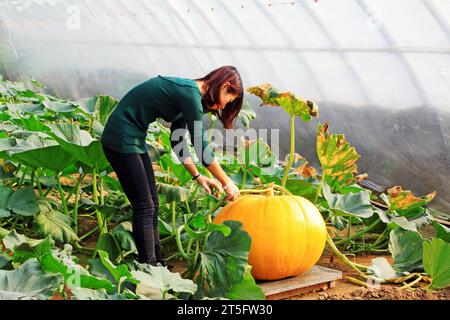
[0,259,63,300]
[423,238,450,289]
[389,228,424,272]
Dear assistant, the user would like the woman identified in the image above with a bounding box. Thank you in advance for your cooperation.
[100,65,242,266]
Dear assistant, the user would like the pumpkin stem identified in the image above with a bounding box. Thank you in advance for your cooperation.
[326,233,369,277]
[240,182,295,197]
[271,184,294,196]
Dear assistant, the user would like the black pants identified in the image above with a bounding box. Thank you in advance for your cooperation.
[101,144,161,265]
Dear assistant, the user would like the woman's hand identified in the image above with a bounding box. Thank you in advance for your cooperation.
[195,175,223,195]
[223,180,240,201]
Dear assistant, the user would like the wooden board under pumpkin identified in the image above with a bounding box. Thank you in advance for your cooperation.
[257,265,342,300]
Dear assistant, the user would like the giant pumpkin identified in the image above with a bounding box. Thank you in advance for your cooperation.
[212,190,327,280]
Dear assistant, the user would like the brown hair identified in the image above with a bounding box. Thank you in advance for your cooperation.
[194,65,243,129]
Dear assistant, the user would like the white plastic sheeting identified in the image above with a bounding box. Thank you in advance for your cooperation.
[0,0,449,210]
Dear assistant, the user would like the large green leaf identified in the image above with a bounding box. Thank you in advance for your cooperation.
[40,249,114,292]
[389,216,418,232]
[7,132,75,172]
[197,221,251,298]
[70,287,130,300]
[0,184,14,208]
[316,122,363,191]
[184,214,231,240]
[157,182,190,203]
[6,103,46,116]
[158,153,194,185]
[97,250,138,286]
[45,122,108,170]
[238,101,257,128]
[132,264,196,299]
[11,114,51,133]
[43,100,77,114]
[432,222,450,243]
[96,233,121,263]
[237,138,277,170]
[423,238,450,289]
[111,222,137,253]
[75,95,118,126]
[247,84,318,121]
[6,187,39,216]
[2,229,29,250]
[0,258,63,300]
[322,184,373,218]
[34,210,78,243]
[282,178,318,202]
[0,253,12,270]
[227,266,265,300]
[12,235,55,264]
[389,228,423,272]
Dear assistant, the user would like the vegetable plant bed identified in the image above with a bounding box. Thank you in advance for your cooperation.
[290,251,450,300]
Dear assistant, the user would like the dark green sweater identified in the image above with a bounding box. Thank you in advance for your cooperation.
[101,75,215,167]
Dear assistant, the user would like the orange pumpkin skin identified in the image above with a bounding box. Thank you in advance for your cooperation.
[212,195,327,280]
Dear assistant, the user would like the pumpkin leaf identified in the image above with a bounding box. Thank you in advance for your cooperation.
[286,153,317,178]
[34,210,78,243]
[0,259,63,300]
[158,153,200,185]
[6,103,46,116]
[12,235,55,264]
[389,228,424,272]
[0,185,14,208]
[40,248,114,292]
[96,233,121,263]
[389,216,418,232]
[75,95,118,126]
[432,221,450,243]
[70,287,130,300]
[381,186,436,212]
[195,221,251,298]
[2,229,29,251]
[369,257,402,281]
[45,122,109,170]
[97,250,138,286]
[184,215,231,240]
[316,122,364,192]
[227,266,265,300]
[157,182,190,203]
[247,84,318,121]
[131,263,196,299]
[111,222,137,253]
[238,101,257,128]
[322,184,373,218]
[0,253,12,270]
[10,114,51,133]
[7,132,75,172]
[423,238,450,289]
[6,187,39,216]
[0,208,10,218]
[43,100,77,114]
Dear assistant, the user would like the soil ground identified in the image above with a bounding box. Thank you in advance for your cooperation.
[289,251,450,300]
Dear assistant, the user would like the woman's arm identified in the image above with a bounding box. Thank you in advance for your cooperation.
[204,159,229,187]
